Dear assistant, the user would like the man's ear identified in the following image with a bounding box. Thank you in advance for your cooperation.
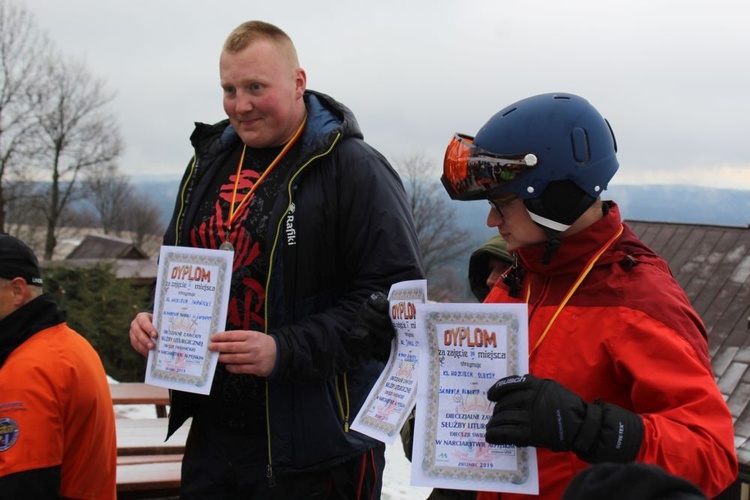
[9,277,28,307]
[294,67,307,98]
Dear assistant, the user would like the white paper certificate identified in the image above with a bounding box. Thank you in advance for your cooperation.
[350,280,427,443]
[410,302,538,494]
[145,245,233,395]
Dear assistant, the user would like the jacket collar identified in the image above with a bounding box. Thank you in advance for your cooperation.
[517,201,626,275]
[189,90,362,157]
[0,293,66,367]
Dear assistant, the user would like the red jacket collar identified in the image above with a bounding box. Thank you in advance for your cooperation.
[517,201,627,275]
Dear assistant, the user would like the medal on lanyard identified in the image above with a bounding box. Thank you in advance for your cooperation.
[221,114,307,252]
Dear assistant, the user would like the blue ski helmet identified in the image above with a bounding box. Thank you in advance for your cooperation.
[442,93,619,232]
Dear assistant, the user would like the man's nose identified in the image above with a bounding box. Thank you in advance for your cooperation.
[487,207,503,228]
[235,92,255,114]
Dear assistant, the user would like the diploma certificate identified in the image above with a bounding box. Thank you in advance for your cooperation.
[145,245,233,395]
[410,302,538,494]
[351,280,427,443]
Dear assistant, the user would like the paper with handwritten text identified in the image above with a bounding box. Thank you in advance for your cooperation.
[351,280,427,443]
[410,301,537,494]
[145,245,232,395]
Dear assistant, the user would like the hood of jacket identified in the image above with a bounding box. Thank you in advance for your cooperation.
[516,202,670,277]
[190,89,362,165]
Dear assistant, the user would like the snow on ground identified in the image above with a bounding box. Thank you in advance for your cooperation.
[382,442,434,499]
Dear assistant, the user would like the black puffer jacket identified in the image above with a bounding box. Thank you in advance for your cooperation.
[160,90,424,475]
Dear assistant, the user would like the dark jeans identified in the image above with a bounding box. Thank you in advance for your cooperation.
[180,418,384,499]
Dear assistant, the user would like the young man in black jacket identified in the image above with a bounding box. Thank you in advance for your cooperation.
[128,20,424,499]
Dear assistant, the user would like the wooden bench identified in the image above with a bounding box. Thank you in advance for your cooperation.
[117,459,182,499]
[110,383,170,418]
[117,454,183,465]
[116,418,189,456]
[111,385,184,496]
[115,418,189,498]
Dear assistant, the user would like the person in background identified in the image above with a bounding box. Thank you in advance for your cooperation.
[441,92,737,498]
[128,20,423,499]
[468,234,514,302]
[0,233,117,499]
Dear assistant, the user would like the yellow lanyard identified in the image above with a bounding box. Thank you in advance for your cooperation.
[529,224,624,355]
[225,115,307,237]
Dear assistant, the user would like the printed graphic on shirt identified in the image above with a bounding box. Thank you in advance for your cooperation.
[191,148,283,332]
[188,144,289,435]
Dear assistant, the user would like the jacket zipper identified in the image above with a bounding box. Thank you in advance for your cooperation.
[174,153,199,246]
[335,373,351,431]
[162,153,199,413]
[262,133,341,487]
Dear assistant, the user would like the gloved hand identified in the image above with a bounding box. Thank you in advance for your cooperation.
[345,292,395,363]
[485,374,644,463]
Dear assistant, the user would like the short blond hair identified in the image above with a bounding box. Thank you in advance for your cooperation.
[223,20,299,66]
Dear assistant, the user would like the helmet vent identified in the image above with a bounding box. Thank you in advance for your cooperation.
[571,127,590,163]
[501,107,518,117]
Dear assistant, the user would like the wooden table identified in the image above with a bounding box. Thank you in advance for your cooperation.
[117,459,182,499]
[116,418,190,456]
[110,383,170,418]
[115,417,188,498]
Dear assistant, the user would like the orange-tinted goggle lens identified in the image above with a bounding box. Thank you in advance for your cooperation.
[442,133,537,201]
[443,133,474,192]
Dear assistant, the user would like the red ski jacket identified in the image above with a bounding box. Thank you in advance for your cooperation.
[479,202,737,499]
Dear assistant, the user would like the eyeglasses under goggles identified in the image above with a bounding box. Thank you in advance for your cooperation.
[441,133,538,201]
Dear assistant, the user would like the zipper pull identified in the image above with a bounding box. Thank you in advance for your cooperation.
[266,463,275,488]
[344,418,349,432]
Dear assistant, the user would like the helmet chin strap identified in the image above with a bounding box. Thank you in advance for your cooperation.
[523,180,598,264]
[527,211,571,233]
[526,210,564,264]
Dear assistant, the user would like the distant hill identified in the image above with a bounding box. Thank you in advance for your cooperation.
[434,183,750,300]
[449,183,750,242]
[605,184,750,227]
[131,178,748,301]
[136,177,750,244]
[134,177,749,265]
[135,177,750,229]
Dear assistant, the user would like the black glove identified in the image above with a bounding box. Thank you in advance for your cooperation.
[345,292,394,363]
[485,374,643,463]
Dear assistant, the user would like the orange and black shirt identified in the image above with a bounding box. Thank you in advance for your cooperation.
[0,295,117,499]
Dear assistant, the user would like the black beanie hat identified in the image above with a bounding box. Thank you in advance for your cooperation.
[563,463,707,500]
[0,234,43,286]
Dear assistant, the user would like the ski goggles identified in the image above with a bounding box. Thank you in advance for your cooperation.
[441,133,538,201]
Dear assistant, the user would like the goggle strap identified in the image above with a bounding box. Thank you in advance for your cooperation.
[528,211,571,232]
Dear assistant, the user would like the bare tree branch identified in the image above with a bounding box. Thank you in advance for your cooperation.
[394,153,474,300]
[29,56,124,259]
[0,0,51,231]
[122,190,165,247]
[82,163,134,235]
[80,164,165,244]
[1,1,158,258]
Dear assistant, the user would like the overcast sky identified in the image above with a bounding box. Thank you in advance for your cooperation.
[25,0,750,190]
